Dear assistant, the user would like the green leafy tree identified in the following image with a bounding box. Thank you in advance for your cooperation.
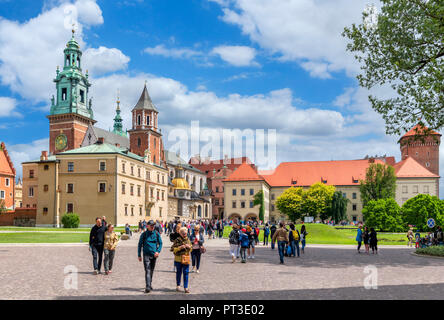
[276,187,305,222]
[343,0,443,136]
[253,190,265,221]
[328,191,349,223]
[401,194,444,231]
[362,198,404,232]
[305,182,335,221]
[360,163,397,206]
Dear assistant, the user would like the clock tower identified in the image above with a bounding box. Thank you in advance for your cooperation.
[47,29,96,154]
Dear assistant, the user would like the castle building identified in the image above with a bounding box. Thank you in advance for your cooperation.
[223,125,440,223]
[0,142,16,210]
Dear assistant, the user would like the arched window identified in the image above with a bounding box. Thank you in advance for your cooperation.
[137,115,141,126]
[205,204,208,217]
[137,138,141,147]
[147,115,150,125]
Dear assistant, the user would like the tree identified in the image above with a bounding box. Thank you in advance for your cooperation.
[275,187,305,222]
[253,190,265,221]
[362,198,403,232]
[343,1,443,136]
[328,191,349,223]
[401,194,444,231]
[304,182,335,221]
[360,163,397,206]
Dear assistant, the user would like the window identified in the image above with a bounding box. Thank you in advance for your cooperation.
[0,191,4,199]
[154,138,156,148]
[250,201,254,208]
[139,206,143,216]
[146,207,150,216]
[426,162,430,167]
[157,173,160,183]
[122,163,126,173]
[44,165,49,171]
[121,183,126,194]
[98,182,106,193]
[44,185,49,192]
[271,194,275,200]
[67,184,74,193]
[43,207,48,214]
[131,166,134,176]
[131,207,134,216]
[342,193,347,198]
[67,203,73,213]
[29,170,34,178]
[137,138,141,147]
[241,201,245,208]
[215,186,219,193]
[80,89,85,103]
[352,216,357,222]
[162,190,165,201]
[146,171,151,180]
[424,185,429,194]
[130,185,134,196]
[250,189,254,195]
[137,185,141,197]
[157,190,160,200]
[352,193,357,199]
[352,204,357,211]
[68,162,74,172]
[215,199,219,206]
[159,207,162,217]
[29,187,34,197]
[5,178,9,187]
[137,115,141,126]
[147,116,150,125]
[413,185,418,194]
[402,186,408,193]
[162,175,165,185]
[232,189,237,196]
[271,204,275,211]
[62,88,67,100]
[241,189,245,196]
[99,161,106,171]
[138,168,141,177]
[124,206,128,216]
[232,201,236,208]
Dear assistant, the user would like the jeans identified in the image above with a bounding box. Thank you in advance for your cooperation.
[91,244,104,271]
[240,247,247,261]
[301,239,306,252]
[357,241,362,251]
[175,261,189,288]
[191,249,201,270]
[295,240,300,257]
[104,249,115,272]
[236,245,240,258]
[278,241,286,263]
[263,234,269,246]
[143,254,157,290]
[290,240,296,257]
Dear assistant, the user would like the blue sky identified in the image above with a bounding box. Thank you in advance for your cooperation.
[0,0,442,197]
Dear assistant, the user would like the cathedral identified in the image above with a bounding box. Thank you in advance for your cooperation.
[21,31,210,227]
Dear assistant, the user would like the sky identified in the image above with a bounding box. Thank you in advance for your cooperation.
[0,0,442,197]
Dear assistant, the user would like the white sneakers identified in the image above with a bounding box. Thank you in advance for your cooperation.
[232,255,236,263]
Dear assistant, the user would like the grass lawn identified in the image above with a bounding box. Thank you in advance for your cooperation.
[223,224,418,246]
[0,232,90,243]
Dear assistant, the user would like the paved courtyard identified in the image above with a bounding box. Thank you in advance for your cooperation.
[1,233,444,300]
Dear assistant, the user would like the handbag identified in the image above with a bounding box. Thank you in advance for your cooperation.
[181,253,190,265]
[200,246,206,254]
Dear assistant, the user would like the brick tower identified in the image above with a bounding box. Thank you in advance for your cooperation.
[128,83,165,166]
[47,29,95,154]
[399,124,441,176]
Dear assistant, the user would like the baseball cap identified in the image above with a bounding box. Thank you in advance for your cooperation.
[147,220,155,226]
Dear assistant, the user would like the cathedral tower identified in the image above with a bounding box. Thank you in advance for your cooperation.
[112,93,127,137]
[128,83,165,166]
[47,29,96,154]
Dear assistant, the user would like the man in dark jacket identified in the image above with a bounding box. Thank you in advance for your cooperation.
[138,220,163,293]
[89,217,107,274]
[270,224,277,250]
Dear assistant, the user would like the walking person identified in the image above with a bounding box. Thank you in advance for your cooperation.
[270,223,277,250]
[89,217,107,274]
[369,227,378,254]
[289,223,300,257]
[356,224,363,254]
[101,216,107,228]
[300,225,308,254]
[171,227,192,293]
[263,223,270,246]
[104,224,119,275]
[239,227,250,263]
[272,222,289,264]
[189,226,204,273]
[207,222,213,240]
[407,227,414,247]
[246,225,256,259]
[138,220,162,293]
[228,224,240,263]
[363,226,370,254]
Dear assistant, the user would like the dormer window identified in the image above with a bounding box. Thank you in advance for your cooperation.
[321,178,327,184]
[352,177,359,183]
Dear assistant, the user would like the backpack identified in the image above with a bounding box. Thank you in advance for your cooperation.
[292,230,300,241]
[142,230,161,248]
[229,230,239,244]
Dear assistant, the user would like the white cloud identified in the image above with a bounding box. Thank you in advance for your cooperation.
[0,97,19,117]
[211,45,258,67]
[214,0,370,78]
[143,44,203,59]
[7,138,49,179]
[83,46,130,75]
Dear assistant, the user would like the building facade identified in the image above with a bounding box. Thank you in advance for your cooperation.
[0,142,16,210]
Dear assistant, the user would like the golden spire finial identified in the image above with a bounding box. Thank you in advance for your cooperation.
[116,89,120,109]
[72,23,76,36]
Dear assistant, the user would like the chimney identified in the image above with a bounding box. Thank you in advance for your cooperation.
[115,143,120,148]
[97,137,104,144]
[40,151,48,161]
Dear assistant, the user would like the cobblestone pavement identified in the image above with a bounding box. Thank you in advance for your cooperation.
[1,233,443,300]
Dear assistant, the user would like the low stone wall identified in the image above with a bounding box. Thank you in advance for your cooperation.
[0,208,36,227]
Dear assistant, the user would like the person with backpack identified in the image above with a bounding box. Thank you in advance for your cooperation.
[228,224,240,263]
[272,222,289,264]
[239,227,250,263]
[137,220,163,293]
[246,225,256,259]
[270,223,277,250]
[289,223,300,257]
[300,224,308,254]
[263,224,270,246]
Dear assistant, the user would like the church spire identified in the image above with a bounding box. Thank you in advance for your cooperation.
[112,90,126,137]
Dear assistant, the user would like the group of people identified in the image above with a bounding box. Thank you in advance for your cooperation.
[89,216,119,275]
[356,225,378,254]
[165,219,226,240]
[407,226,444,248]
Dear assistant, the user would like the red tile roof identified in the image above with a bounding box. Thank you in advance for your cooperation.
[401,124,441,139]
[0,142,15,176]
[393,156,439,178]
[189,157,252,178]
[224,163,265,182]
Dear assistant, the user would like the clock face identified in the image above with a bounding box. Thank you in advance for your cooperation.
[55,134,67,151]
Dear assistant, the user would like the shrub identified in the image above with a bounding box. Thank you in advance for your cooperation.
[61,213,80,228]
[416,246,444,257]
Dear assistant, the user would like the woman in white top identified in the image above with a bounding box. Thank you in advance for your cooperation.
[189,226,205,273]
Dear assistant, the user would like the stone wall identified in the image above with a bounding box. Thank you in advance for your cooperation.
[0,208,36,226]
